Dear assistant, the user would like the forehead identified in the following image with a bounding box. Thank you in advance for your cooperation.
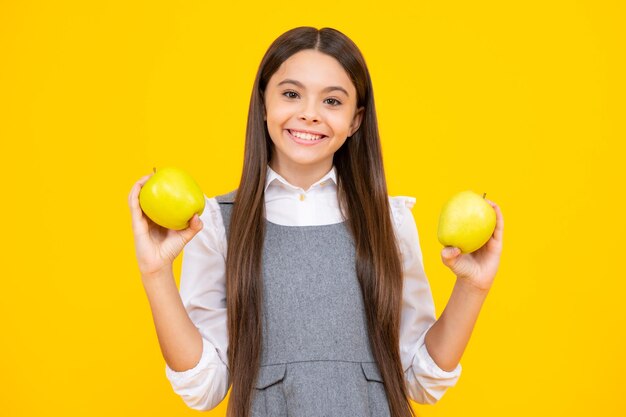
[269,50,355,95]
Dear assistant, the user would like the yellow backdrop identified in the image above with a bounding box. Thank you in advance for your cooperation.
[1,0,624,415]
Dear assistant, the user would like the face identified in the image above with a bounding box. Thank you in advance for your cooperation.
[263,49,364,175]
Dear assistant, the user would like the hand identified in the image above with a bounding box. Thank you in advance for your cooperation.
[440,199,504,292]
[128,173,204,278]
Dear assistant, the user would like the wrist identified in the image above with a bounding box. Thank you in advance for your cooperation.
[454,277,491,297]
[141,266,174,284]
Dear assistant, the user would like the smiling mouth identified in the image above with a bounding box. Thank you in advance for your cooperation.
[288,129,327,140]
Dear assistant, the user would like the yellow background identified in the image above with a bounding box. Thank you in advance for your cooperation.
[1,0,624,415]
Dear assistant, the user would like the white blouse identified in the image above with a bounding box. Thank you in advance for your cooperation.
[164,164,462,410]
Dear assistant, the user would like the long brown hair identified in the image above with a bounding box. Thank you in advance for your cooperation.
[225,26,416,417]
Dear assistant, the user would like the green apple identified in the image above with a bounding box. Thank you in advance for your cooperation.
[437,191,496,254]
[139,166,205,230]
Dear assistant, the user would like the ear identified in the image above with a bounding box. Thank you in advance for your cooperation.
[349,106,365,136]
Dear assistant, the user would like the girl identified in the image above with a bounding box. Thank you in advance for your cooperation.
[128,26,504,417]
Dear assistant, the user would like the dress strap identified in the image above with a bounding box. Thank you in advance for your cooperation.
[215,189,237,204]
[214,189,237,237]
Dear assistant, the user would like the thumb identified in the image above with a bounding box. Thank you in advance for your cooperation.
[441,246,461,268]
[179,214,204,243]
[190,213,204,233]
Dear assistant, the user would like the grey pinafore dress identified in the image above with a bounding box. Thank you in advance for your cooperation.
[215,190,391,417]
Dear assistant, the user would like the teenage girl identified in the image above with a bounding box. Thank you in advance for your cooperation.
[128,26,504,417]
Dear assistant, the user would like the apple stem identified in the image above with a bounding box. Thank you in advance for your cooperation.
[483,192,487,199]
[153,167,156,173]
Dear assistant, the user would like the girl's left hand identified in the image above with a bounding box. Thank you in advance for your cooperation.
[440,199,504,292]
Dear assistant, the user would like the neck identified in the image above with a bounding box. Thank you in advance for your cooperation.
[269,159,333,192]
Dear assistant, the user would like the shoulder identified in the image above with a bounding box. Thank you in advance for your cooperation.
[202,188,238,223]
[388,195,423,266]
[200,195,222,224]
[193,194,227,256]
[388,195,417,230]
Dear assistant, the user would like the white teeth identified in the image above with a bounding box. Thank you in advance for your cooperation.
[290,130,325,141]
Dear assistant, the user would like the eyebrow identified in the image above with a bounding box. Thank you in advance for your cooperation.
[277,79,350,97]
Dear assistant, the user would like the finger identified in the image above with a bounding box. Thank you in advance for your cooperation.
[485,199,504,242]
[129,186,148,235]
[441,246,461,268]
[127,174,152,208]
[128,175,153,235]
[128,178,148,212]
[138,172,153,185]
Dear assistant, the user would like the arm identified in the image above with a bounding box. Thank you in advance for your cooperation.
[424,280,488,372]
[149,197,230,411]
[130,172,206,372]
[141,269,204,372]
[129,176,229,410]
[427,198,504,371]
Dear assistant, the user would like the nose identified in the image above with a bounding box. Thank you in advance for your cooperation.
[299,114,319,122]
[299,100,320,123]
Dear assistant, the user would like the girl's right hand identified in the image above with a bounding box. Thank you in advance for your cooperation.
[128,173,204,279]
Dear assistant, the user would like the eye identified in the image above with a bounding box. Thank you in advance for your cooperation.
[282,90,299,99]
[324,98,342,106]
[281,90,342,106]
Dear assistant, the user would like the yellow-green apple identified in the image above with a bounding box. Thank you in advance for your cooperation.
[139,167,205,230]
[437,191,496,253]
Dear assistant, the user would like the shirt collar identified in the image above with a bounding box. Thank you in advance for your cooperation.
[265,164,337,193]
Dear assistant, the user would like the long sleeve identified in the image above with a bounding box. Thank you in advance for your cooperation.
[389,196,462,405]
[164,196,230,410]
